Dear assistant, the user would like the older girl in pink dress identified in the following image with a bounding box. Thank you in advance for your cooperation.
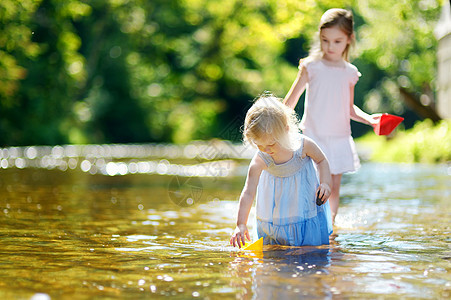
[284,8,381,223]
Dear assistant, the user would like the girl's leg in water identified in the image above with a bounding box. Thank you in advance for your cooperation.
[330,174,342,224]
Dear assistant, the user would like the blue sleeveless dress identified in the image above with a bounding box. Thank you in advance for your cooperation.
[255,137,333,246]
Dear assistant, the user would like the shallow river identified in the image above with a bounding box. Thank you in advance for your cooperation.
[0,144,450,299]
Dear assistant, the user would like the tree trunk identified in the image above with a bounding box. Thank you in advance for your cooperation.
[399,87,442,122]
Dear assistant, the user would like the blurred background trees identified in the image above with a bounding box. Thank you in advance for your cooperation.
[0,0,443,146]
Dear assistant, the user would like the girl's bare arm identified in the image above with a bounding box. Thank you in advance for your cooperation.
[349,84,381,126]
[302,137,332,201]
[283,64,309,110]
[230,154,265,248]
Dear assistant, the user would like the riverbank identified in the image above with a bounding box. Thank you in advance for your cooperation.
[356,119,451,164]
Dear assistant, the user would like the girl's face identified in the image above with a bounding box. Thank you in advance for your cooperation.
[254,134,284,157]
[320,26,350,62]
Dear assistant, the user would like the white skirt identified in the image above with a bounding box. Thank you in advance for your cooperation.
[303,130,360,175]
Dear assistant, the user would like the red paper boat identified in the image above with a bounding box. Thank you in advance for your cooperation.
[374,113,404,136]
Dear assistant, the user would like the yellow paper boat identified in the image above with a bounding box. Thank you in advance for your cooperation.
[242,237,263,251]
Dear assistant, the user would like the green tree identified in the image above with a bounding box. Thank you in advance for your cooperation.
[0,0,92,145]
[0,0,41,144]
[0,0,443,146]
[355,0,442,123]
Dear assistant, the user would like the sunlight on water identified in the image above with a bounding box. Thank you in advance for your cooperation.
[0,142,253,177]
[0,144,449,299]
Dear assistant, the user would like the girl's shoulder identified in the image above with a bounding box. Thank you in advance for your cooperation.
[345,61,362,83]
[254,151,271,168]
[297,134,310,158]
[291,134,305,158]
[345,61,359,72]
[298,57,323,79]
[247,153,266,179]
[344,61,362,74]
[298,56,321,69]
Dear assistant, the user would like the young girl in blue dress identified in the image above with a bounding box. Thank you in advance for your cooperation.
[230,94,333,248]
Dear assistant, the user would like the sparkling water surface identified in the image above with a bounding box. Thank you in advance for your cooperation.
[0,144,449,299]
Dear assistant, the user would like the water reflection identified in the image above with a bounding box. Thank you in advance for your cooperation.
[0,144,450,299]
[0,142,254,177]
[229,246,343,299]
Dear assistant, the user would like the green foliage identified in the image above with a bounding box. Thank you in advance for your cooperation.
[357,119,451,163]
[0,0,95,145]
[355,0,441,114]
[0,0,41,103]
[0,0,444,147]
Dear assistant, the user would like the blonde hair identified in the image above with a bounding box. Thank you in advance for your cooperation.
[243,93,301,151]
[308,8,355,62]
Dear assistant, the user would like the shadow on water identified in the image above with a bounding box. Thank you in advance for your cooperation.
[0,143,450,299]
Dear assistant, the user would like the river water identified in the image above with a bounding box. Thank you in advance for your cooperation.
[0,143,449,299]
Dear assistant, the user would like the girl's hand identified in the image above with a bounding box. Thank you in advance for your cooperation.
[369,113,382,127]
[230,224,250,248]
[316,183,331,205]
